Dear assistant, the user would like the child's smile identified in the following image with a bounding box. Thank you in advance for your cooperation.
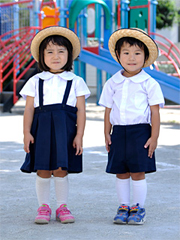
[44,42,68,73]
[117,43,145,77]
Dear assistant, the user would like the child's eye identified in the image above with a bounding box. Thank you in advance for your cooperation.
[135,52,142,55]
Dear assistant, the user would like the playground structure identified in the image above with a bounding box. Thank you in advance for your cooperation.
[0,0,180,112]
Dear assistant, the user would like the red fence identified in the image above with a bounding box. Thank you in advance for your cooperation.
[150,32,180,78]
[0,0,37,104]
[0,26,39,103]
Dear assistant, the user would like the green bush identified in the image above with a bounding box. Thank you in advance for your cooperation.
[156,0,177,29]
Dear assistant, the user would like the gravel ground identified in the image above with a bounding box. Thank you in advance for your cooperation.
[0,98,180,240]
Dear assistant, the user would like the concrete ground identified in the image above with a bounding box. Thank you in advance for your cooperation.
[0,98,180,240]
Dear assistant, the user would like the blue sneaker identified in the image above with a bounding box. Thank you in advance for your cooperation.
[113,204,130,224]
[127,203,146,225]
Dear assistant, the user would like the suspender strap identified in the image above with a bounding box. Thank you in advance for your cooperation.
[39,78,44,108]
[38,78,72,107]
[62,80,73,105]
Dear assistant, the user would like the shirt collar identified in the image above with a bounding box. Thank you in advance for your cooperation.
[37,71,76,80]
[112,69,150,83]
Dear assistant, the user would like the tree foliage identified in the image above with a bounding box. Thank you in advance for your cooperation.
[156,0,177,29]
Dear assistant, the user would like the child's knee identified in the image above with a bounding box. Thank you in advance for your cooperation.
[130,172,145,181]
[53,168,67,177]
[116,172,130,179]
[37,170,52,178]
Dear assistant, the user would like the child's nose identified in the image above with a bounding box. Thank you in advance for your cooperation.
[129,54,135,60]
[53,51,59,58]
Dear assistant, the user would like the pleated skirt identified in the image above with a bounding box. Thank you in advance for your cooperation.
[20,104,82,173]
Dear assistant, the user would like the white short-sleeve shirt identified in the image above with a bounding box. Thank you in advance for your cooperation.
[20,71,91,108]
[99,69,164,125]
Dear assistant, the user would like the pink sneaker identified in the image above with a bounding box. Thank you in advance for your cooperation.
[34,204,51,224]
[56,204,75,223]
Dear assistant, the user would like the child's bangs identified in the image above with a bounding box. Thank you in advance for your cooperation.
[46,35,72,49]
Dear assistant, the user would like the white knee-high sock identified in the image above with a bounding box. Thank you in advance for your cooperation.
[116,177,130,206]
[36,175,51,206]
[132,179,147,208]
[54,175,69,208]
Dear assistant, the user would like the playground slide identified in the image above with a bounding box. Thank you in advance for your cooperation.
[79,48,180,104]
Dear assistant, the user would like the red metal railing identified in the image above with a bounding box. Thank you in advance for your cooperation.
[150,32,180,78]
[0,0,32,7]
[0,26,40,104]
[150,32,180,65]
[154,49,180,77]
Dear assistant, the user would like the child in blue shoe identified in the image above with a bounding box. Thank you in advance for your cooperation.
[99,28,164,224]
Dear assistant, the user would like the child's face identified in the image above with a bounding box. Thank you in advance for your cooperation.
[116,42,145,77]
[44,41,68,73]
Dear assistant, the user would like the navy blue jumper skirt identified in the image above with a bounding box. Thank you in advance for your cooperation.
[20,78,82,174]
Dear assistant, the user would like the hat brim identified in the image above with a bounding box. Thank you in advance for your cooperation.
[31,26,80,62]
[108,28,158,68]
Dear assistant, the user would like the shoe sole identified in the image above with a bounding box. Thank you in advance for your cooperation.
[128,216,146,225]
[113,219,127,224]
[34,219,50,224]
[56,217,75,224]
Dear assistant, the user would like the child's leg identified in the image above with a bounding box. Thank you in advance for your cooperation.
[116,173,130,205]
[127,172,146,225]
[54,176,69,207]
[114,173,131,224]
[131,172,147,207]
[36,171,52,206]
[35,171,52,224]
[53,168,68,207]
[53,168,74,223]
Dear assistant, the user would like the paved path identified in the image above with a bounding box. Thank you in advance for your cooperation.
[0,99,180,240]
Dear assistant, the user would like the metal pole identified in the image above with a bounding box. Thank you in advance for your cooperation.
[56,0,65,27]
[96,69,102,105]
[104,0,112,49]
[121,0,129,28]
[80,61,86,83]
[13,1,19,32]
[151,0,158,38]
[33,0,39,27]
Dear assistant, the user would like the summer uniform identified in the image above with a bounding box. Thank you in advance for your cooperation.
[99,69,164,174]
[20,71,90,174]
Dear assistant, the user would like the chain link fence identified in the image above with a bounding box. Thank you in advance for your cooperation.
[0,1,33,39]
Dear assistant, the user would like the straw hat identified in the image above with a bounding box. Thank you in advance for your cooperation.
[108,28,158,68]
[31,26,81,62]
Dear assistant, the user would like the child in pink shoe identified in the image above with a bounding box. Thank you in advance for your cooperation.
[20,26,90,224]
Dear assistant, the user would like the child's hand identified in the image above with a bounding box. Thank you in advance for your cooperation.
[24,132,34,153]
[73,135,83,155]
[144,137,157,158]
[105,134,111,152]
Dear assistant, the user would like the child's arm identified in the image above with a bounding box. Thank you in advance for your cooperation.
[73,95,86,155]
[104,107,112,152]
[23,96,35,153]
[144,104,160,158]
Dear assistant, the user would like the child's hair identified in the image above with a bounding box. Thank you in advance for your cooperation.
[115,37,149,62]
[38,35,73,71]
